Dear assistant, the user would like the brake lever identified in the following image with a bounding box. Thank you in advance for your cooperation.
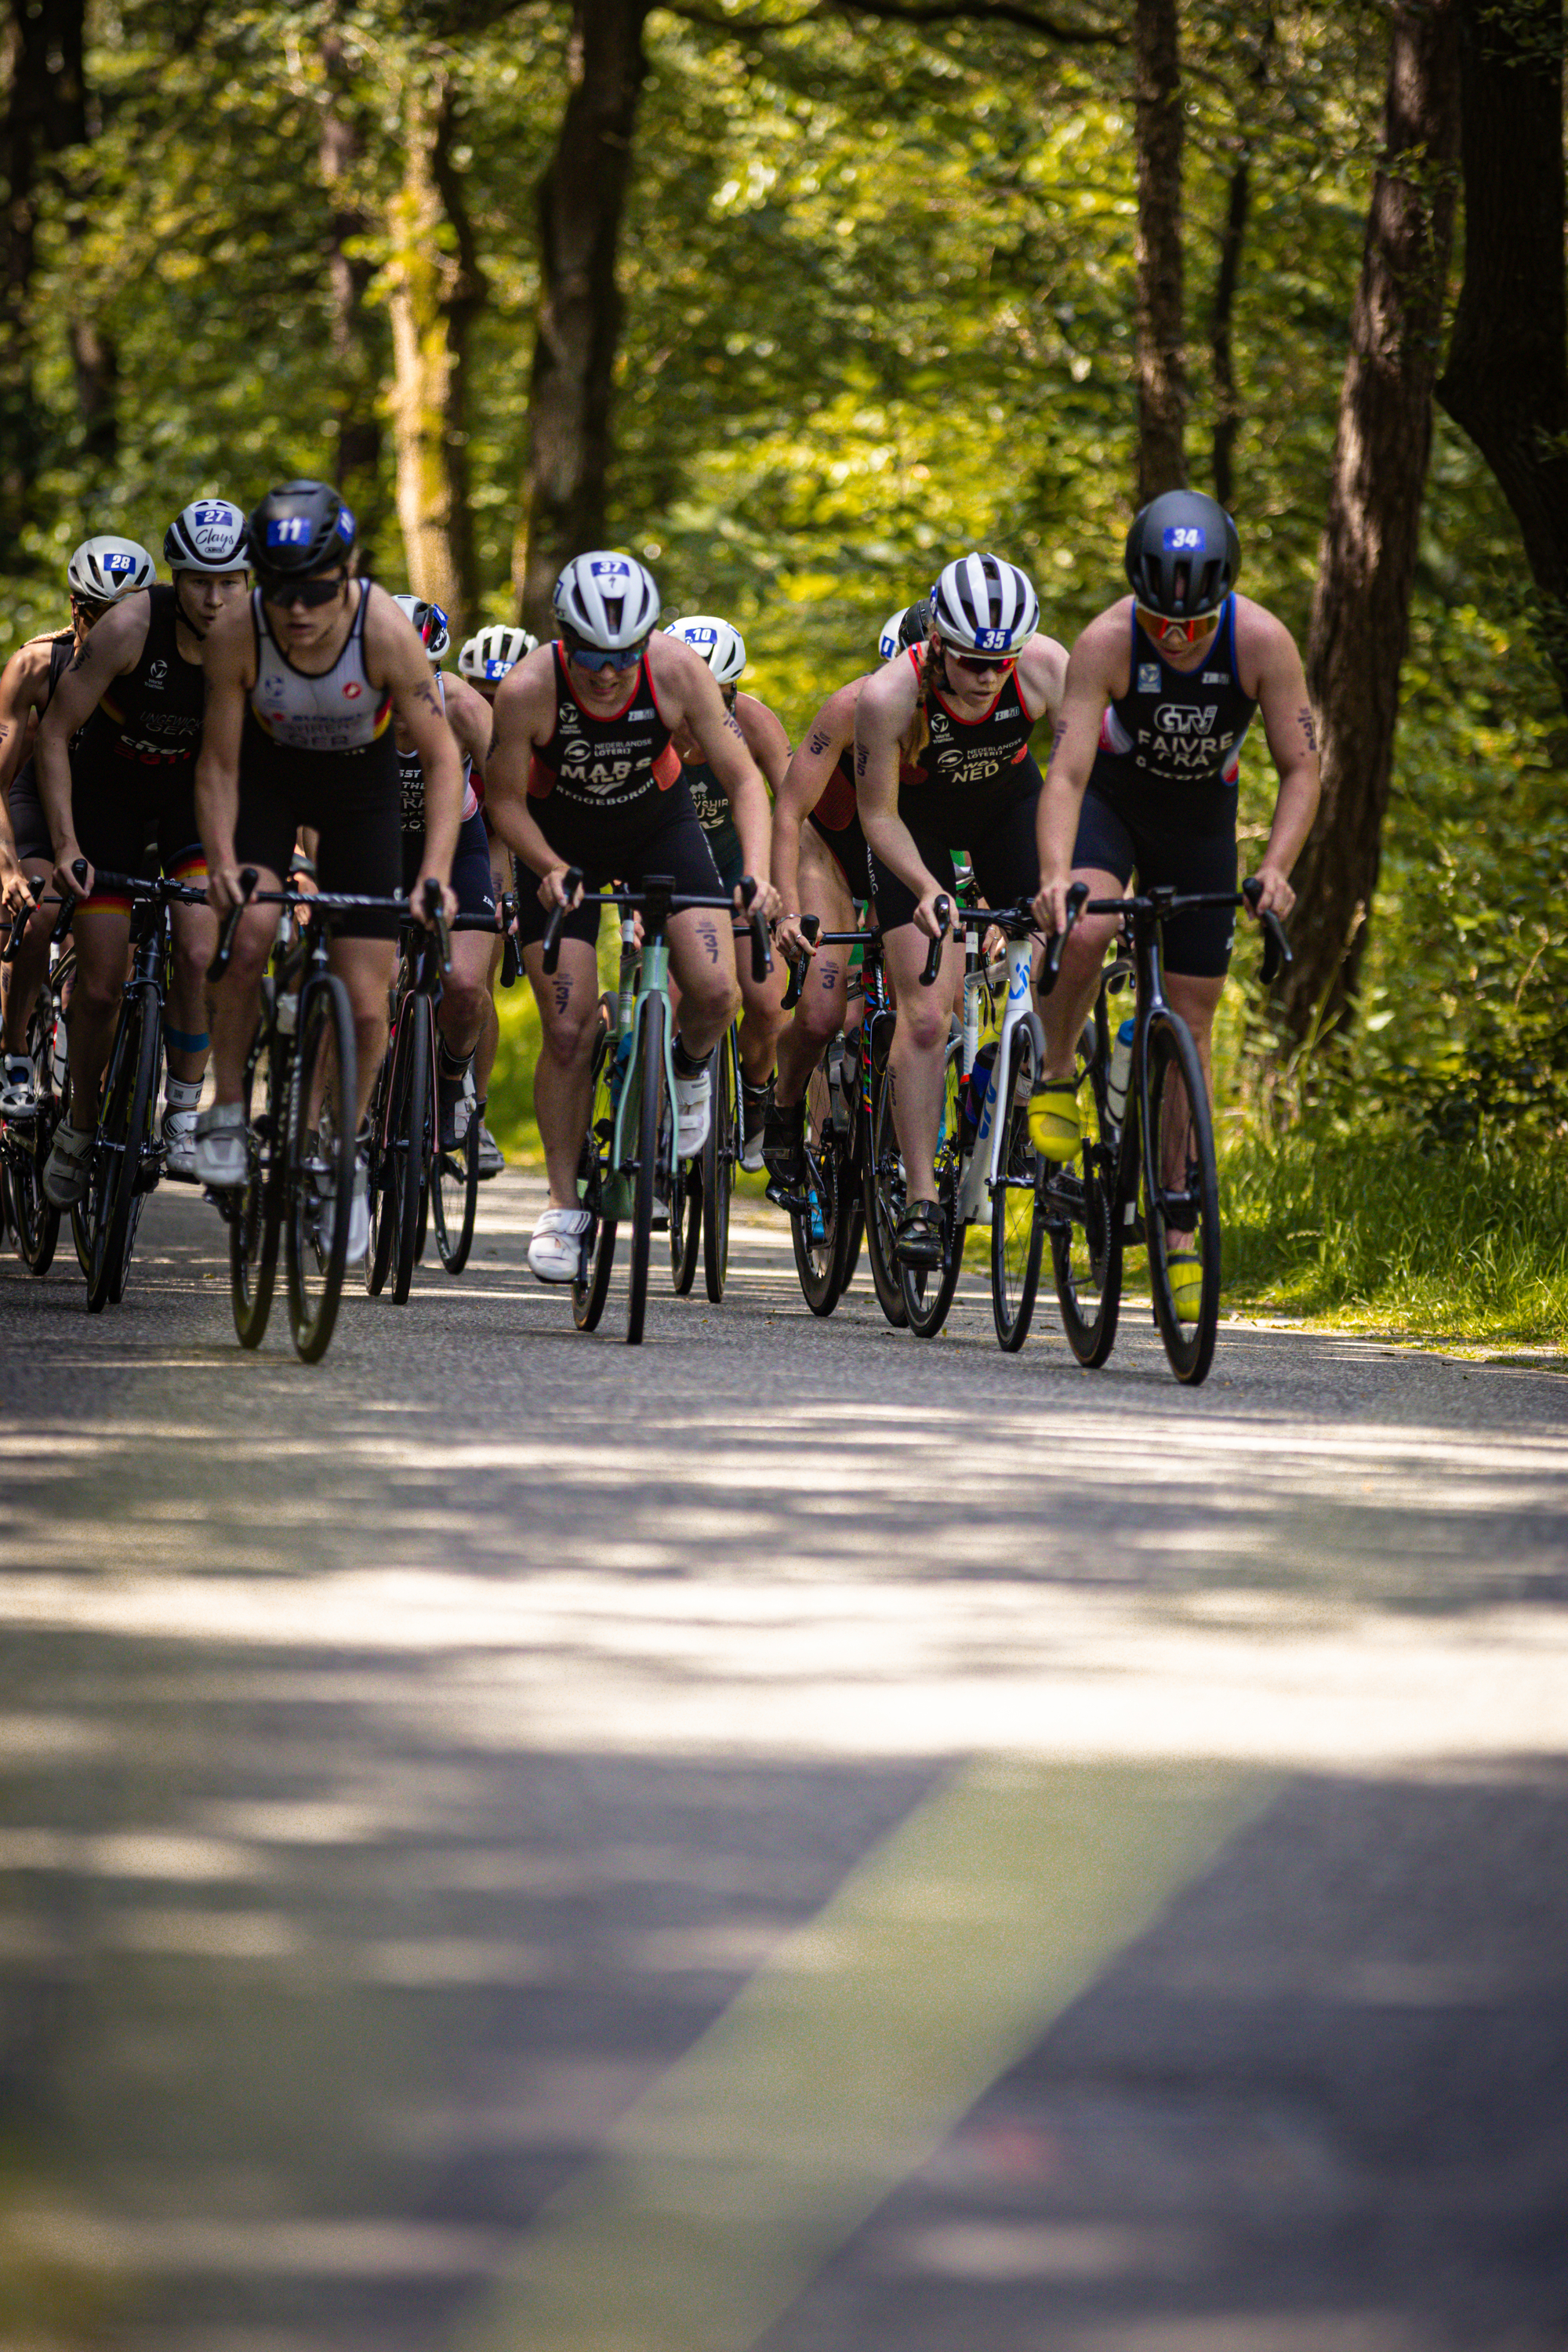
[919,894,952,988]
[205,867,259,983]
[782,914,821,1013]
[1243,875,1293,983]
[541,866,585,977]
[1039,880,1089,997]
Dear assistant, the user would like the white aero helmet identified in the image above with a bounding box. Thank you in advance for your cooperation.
[393,593,451,662]
[930,552,1040,657]
[459,623,535,684]
[554,550,660,650]
[666,613,745,686]
[67,535,155,604]
[877,598,932,662]
[165,497,248,574]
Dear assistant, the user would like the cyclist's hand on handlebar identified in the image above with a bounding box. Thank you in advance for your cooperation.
[54,844,92,905]
[1247,862,1295,921]
[735,875,782,925]
[913,884,950,944]
[411,871,457,929]
[537,862,583,914]
[0,851,32,920]
[1031,875,1073,939]
[775,909,814,960]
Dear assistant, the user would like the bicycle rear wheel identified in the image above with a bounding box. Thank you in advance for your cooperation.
[990,1015,1045,1352]
[285,975,357,1363]
[900,1046,964,1339]
[230,1028,283,1348]
[670,1133,702,1294]
[364,1045,394,1296]
[860,1041,909,1330]
[85,983,159,1313]
[1143,1007,1221,1385]
[1047,1061,1123,1368]
[791,1047,845,1317]
[391,1005,430,1306]
[625,995,666,1346]
[12,996,60,1275]
[702,1029,737,1303]
[574,1007,618,1330]
[434,1080,481,1275]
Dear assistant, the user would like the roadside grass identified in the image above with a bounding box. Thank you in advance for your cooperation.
[488,978,1566,1352]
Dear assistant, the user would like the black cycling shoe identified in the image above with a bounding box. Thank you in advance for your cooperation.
[895,1200,945,1267]
[763,1098,805,1209]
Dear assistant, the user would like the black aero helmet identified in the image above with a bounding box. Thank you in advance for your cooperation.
[1124,491,1240,617]
[247,479,356,583]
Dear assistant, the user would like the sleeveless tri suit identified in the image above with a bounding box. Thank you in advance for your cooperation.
[395,673,493,920]
[6,630,74,864]
[70,586,209,908]
[1073,596,1258,975]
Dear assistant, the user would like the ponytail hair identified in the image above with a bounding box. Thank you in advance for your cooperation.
[899,633,941,769]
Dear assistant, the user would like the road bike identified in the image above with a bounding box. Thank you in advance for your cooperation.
[775,917,891,1319]
[64,864,207,1313]
[365,884,503,1301]
[0,882,74,1276]
[209,873,406,1364]
[542,869,771,1346]
[1040,876,1290,1386]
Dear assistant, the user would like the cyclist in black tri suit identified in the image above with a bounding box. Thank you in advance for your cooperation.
[663,614,791,1171]
[1031,492,1319,1311]
[765,599,928,1192]
[37,503,252,1203]
[194,479,463,1254]
[483,551,780,1284]
[459,622,538,1180]
[855,553,1069,1266]
[0,537,151,1112]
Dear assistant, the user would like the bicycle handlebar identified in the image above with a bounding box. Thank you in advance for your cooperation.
[1039,877,1291,994]
[541,869,774,983]
[919,894,952,988]
[71,862,208,907]
[1241,876,1293,982]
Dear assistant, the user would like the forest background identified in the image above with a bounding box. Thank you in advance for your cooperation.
[2,0,1564,1342]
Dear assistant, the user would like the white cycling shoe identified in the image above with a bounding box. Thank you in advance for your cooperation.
[674,1065,712,1157]
[2,1054,37,1116]
[528,1205,591,1284]
[192,1102,247,1190]
[162,1107,199,1181]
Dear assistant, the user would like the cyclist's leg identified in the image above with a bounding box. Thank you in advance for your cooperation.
[160,819,216,1087]
[869,839,960,1210]
[1039,788,1132,1083]
[775,819,857,1110]
[61,899,132,1132]
[516,876,603,1212]
[435,809,495,1068]
[2,770,55,1072]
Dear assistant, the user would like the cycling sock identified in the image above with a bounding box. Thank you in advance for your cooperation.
[165,1075,203,1112]
[671,1035,706,1080]
[437,1040,473,1083]
[165,1027,209,1054]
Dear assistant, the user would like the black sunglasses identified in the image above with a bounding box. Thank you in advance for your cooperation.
[260,572,347,611]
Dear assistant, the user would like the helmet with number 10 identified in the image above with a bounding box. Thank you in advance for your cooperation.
[666,614,746,686]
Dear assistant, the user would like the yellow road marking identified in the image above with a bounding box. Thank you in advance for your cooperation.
[451,1757,1269,2352]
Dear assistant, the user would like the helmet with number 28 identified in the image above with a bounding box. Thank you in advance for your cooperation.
[929,554,1039,658]
[1124,490,1240,620]
[67,536,155,604]
[554,551,660,651]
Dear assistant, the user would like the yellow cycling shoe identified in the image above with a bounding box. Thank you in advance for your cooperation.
[1165,1250,1203,1324]
[1027,1081,1081,1164]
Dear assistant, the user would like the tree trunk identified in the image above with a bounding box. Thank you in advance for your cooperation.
[1133,0,1186,505]
[318,31,385,565]
[387,64,486,636]
[1208,14,1273,510]
[514,0,650,634]
[0,0,86,559]
[1435,0,1568,717]
[1279,0,1461,1047]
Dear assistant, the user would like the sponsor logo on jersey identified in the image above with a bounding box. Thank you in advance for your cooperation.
[1202,670,1227,684]
[1137,662,1161,694]
[1153,703,1218,735]
[342,681,363,700]
[145,661,168,693]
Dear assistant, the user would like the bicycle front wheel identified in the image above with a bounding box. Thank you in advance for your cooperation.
[85,983,159,1313]
[390,1005,430,1306]
[231,1026,283,1348]
[900,1045,964,1340]
[702,1030,738,1303]
[791,1047,845,1317]
[1143,1008,1221,1386]
[574,1006,617,1331]
[860,1042,908,1330]
[625,995,668,1346]
[990,1015,1045,1352]
[13,994,61,1275]
[1047,1062,1124,1369]
[285,975,357,1363]
[434,1080,481,1275]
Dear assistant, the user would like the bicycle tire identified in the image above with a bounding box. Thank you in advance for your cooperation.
[285,975,357,1363]
[85,982,158,1313]
[573,1007,618,1330]
[791,1047,844,1317]
[702,1029,736,1304]
[1047,1056,1123,1369]
[990,1014,1046,1352]
[433,1079,480,1275]
[626,993,665,1346]
[900,1044,964,1339]
[230,1027,283,1348]
[860,1040,909,1330]
[12,994,61,1275]
[670,1120,702,1294]
[390,1005,430,1306]
[1143,1007,1221,1386]
[364,1040,394,1296]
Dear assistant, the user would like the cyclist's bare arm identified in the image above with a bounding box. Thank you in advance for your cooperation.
[771,678,858,924]
[195,605,256,913]
[1033,609,1126,935]
[368,590,463,920]
[1241,603,1319,920]
[0,637,53,800]
[855,652,942,933]
[38,595,151,893]
[442,670,492,785]
[646,633,778,916]
[1014,630,1072,731]
[478,647,575,904]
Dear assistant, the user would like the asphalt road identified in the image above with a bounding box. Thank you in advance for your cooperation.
[1,1173,1565,2352]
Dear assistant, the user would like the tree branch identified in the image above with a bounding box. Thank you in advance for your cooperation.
[661,0,1123,43]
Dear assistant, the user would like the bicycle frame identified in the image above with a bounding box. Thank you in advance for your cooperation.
[956,927,1040,1228]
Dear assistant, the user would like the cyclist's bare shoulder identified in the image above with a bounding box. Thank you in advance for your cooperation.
[1068,598,1135,698]
[1231,593,1301,693]
[1017,629,1071,720]
[0,634,60,710]
[735,689,789,772]
[856,644,916,741]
